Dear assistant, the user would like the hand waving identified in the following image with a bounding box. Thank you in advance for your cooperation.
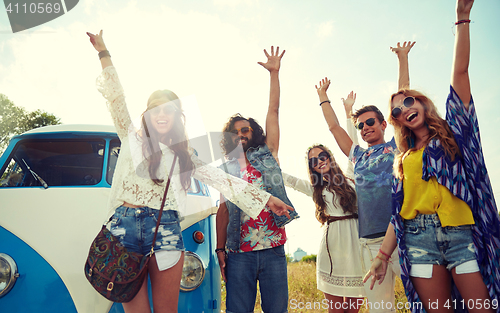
[341,91,356,117]
[390,41,416,57]
[86,30,107,52]
[456,0,474,18]
[315,77,330,96]
[258,46,285,73]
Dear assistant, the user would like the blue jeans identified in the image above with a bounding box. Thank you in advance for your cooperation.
[404,213,476,270]
[109,206,184,255]
[226,245,288,313]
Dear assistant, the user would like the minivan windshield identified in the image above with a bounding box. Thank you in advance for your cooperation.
[1,139,105,187]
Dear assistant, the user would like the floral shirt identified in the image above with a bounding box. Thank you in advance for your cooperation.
[349,137,397,238]
[238,164,286,252]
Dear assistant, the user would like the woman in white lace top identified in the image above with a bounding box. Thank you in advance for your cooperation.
[86,30,293,313]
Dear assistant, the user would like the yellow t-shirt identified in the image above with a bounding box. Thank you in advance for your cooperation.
[400,148,474,226]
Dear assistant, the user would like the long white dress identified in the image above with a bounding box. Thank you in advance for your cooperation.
[283,174,365,297]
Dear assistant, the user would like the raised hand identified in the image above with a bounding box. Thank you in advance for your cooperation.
[86,30,107,52]
[315,77,330,96]
[266,196,294,219]
[341,91,356,117]
[258,46,285,73]
[390,41,416,57]
[456,0,473,18]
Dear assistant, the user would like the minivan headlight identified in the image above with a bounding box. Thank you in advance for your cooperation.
[0,253,19,298]
[180,252,205,292]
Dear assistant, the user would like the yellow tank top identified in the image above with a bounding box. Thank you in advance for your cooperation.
[400,148,474,226]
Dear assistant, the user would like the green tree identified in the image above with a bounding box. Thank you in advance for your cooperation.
[22,109,61,132]
[0,94,61,153]
[301,254,317,263]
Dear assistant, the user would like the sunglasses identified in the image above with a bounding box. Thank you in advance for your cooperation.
[149,104,177,116]
[309,151,329,168]
[230,126,253,135]
[391,96,416,119]
[355,118,376,130]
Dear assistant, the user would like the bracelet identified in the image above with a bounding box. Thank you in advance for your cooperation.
[320,100,331,106]
[215,248,226,254]
[98,50,111,59]
[378,249,391,260]
[455,19,471,25]
[376,255,389,262]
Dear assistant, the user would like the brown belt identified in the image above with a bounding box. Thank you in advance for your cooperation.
[325,213,358,276]
[326,213,358,224]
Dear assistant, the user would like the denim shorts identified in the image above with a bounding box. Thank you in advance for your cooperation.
[404,213,477,271]
[109,206,184,256]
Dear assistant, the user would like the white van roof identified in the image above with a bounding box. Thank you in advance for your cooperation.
[22,124,117,134]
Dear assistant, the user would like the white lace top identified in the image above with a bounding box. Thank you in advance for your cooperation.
[97,66,270,219]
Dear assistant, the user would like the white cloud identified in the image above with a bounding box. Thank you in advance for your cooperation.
[213,0,259,8]
[315,21,333,39]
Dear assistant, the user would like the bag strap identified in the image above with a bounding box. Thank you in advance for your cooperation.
[149,154,178,256]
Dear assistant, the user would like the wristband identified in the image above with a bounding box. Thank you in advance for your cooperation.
[98,50,111,59]
[320,100,330,106]
[378,249,390,260]
[455,19,471,25]
[376,255,388,262]
[215,248,226,254]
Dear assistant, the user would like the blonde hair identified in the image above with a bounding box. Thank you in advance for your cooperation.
[388,89,460,180]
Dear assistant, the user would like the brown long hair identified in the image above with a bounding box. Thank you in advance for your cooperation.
[307,145,357,225]
[140,90,193,190]
[388,89,460,180]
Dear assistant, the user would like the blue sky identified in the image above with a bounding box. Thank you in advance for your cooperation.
[1,0,499,255]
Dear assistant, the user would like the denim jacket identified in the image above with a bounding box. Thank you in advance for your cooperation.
[219,144,299,251]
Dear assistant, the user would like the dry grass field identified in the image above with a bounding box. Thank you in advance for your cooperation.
[220,261,410,313]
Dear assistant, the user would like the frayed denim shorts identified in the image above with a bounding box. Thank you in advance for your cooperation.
[404,213,478,274]
[109,206,184,256]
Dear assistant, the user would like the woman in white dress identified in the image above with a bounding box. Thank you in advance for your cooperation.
[284,144,365,313]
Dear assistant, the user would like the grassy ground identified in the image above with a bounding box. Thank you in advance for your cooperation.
[220,261,410,313]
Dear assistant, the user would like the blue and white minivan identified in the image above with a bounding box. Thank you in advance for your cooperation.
[0,124,221,312]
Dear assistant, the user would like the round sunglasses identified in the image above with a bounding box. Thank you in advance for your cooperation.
[392,96,416,119]
[309,151,329,168]
[355,117,376,130]
[230,126,253,135]
[149,104,177,115]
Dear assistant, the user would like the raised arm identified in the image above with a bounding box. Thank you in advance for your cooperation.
[258,46,285,158]
[390,41,416,90]
[282,172,313,197]
[87,30,133,139]
[316,78,353,157]
[451,0,473,109]
[87,30,112,70]
[341,91,358,178]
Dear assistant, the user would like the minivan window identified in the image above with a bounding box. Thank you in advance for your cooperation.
[106,139,121,185]
[0,139,105,187]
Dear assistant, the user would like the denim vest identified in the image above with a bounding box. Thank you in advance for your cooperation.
[218,144,299,251]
